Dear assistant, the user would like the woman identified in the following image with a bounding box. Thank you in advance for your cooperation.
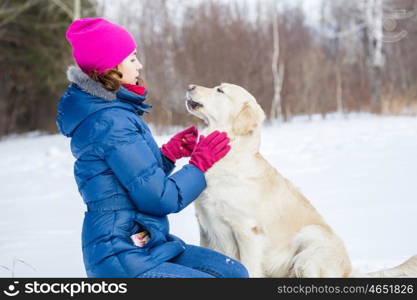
[56,18,248,278]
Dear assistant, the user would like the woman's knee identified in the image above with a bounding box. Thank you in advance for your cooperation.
[222,258,249,278]
[173,244,249,278]
[194,247,249,278]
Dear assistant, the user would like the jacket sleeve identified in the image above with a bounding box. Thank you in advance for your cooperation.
[98,118,206,217]
[160,151,176,176]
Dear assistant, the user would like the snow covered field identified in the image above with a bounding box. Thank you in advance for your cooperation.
[0,113,416,277]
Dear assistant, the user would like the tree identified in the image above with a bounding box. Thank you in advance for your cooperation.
[0,0,96,137]
[364,0,384,113]
[270,1,285,121]
[50,0,82,20]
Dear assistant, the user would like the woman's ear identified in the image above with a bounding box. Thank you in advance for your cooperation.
[232,102,265,136]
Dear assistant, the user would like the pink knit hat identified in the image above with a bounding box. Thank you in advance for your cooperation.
[66,18,137,74]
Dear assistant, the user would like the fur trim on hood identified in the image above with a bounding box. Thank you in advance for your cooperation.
[66,65,117,101]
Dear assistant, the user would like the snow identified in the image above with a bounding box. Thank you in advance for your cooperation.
[0,113,416,277]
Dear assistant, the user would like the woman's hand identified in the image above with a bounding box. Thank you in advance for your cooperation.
[131,231,150,247]
[161,126,198,163]
[189,131,231,173]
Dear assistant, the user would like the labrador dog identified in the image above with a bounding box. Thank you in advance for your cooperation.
[185,83,417,277]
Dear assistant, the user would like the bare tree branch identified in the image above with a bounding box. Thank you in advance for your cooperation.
[50,0,73,19]
[0,0,39,29]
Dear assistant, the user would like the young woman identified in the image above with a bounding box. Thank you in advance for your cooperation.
[56,18,248,278]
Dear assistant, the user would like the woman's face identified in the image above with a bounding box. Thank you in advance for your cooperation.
[118,50,143,85]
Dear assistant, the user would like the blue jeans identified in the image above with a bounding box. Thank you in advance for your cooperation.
[136,244,249,278]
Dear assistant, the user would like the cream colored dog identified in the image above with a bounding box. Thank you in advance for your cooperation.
[185,83,417,278]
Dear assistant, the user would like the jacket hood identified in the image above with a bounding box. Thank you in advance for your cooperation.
[56,66,151,137]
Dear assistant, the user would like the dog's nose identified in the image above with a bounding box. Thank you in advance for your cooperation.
[188,84,196,92]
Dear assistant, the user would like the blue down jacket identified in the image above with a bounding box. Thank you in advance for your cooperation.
[56,66,206,277]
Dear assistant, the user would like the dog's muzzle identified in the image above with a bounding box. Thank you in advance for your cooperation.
[186,99,203,110]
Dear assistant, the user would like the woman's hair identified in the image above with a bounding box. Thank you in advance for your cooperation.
[89,68,123,92]
[89,68,147,92]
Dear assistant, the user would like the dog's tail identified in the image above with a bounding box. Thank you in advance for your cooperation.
[355,255,417,277]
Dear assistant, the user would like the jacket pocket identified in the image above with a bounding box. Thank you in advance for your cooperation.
[113,216,152,252]
[132,213,169,249]
[114,211,143,237]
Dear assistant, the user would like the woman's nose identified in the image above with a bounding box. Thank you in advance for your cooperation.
[137,61,143,71]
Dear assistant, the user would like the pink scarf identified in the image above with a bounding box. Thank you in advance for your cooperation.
[122,84,147,96]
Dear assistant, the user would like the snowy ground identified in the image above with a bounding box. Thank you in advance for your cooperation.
[0,113,416,277]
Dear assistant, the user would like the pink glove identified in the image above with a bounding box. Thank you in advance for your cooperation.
[189,131,231,173]
[161,126,198,163]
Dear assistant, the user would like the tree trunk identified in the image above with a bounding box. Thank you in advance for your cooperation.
[270,6,284,121]
[335,64,344,114]
[73,0,80,20]
[366,0,384,113]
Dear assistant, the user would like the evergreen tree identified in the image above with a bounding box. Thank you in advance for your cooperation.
[0,0,96,136]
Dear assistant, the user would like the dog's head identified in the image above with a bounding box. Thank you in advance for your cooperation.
[185,83,265,136]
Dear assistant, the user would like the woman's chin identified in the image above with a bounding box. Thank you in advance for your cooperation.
[121,80,138,86]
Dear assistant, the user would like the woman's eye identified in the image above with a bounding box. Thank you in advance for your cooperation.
[217,88,224,93]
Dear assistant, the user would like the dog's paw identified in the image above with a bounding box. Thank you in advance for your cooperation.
[290,251,323,277]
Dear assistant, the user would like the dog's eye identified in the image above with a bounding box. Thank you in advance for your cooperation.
[217,88,224,93]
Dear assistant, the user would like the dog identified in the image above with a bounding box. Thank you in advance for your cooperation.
[185,83,417,277]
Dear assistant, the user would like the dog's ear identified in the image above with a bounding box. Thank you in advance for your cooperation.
[232,102,265,136]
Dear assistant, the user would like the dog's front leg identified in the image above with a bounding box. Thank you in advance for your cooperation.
[232,221,265,278]
[198,222,210,248]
